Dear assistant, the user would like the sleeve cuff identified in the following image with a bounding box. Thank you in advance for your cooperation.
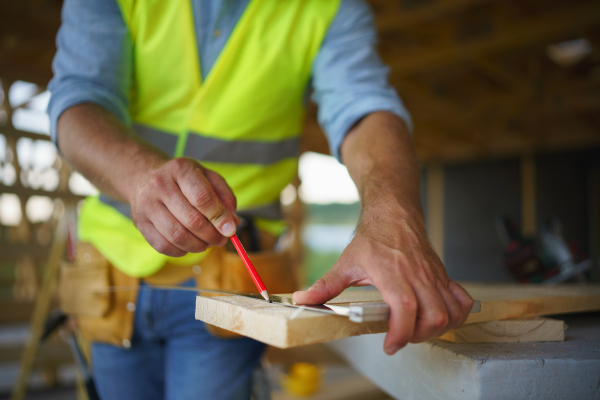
[47,81,130,146]
[324,100,413,162]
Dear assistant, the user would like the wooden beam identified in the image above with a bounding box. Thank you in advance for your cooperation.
[0,301,36,323]
[471,57,533,94]
[373,0,494,32]
[0,184,84,203]
[386,1,600,75]
[1,123,52,142]
[0,244,50,260]
[439,317,565,343]
[11,215,67,400]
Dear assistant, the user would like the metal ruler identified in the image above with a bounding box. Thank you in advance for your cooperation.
[101,285,481,323]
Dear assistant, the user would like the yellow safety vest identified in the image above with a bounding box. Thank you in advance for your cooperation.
[78,0,341,277]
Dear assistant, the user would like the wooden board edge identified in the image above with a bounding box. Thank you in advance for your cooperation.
[195,296,290,348]
[464,295,600,324]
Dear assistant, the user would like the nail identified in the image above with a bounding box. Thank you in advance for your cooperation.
[222,222,235,236]
[385,345,400,355]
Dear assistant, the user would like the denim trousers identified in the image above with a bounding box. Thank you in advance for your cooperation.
[91,279,266,400]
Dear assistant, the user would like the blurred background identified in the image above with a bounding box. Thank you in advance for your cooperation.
[1,0,599,398]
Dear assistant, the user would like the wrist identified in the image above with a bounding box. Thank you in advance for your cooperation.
[121,149,168,204]
[359,196,427,241]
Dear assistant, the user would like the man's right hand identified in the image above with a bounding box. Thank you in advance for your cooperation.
[57,105,238,257]
[130,158,239,257]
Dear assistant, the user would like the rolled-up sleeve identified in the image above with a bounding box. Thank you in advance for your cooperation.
[311,0,412,161]
[47,0,132,145]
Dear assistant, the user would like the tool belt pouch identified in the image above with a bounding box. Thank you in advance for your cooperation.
[58,243,113,317]
[201,243,299,339]
[58,242,138,346]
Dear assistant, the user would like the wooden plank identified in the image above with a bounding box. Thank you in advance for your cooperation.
[461,283,600,324]
[195,284,600,348]
[438,317,565,343]
[195,295,388,348]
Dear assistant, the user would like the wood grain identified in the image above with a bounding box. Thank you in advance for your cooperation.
[438,317,565,343]
[195,284,600,348]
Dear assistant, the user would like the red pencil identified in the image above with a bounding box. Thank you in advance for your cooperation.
[230,234,271,302]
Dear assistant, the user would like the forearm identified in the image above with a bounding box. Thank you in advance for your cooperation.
[341,111,425,234]
[296,111,473,354]
[57,103,168,203]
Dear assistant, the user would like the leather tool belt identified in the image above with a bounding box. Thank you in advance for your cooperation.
[58,225,299,346]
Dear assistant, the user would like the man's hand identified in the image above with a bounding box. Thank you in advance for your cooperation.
[293,111,473,355]
[293,209,473,355]
[57,104,239,257]
[131,158,239,257]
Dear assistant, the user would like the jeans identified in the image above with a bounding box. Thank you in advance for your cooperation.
[91,279,266,400]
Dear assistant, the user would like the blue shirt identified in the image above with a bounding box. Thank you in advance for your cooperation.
[47,0,411,161]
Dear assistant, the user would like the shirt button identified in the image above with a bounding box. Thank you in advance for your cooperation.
[192,265,202,275]
[122,339,131,348]
[126,302,136,312]
[214,29,221,37]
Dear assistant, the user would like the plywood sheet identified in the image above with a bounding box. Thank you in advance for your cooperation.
[195,284,600,348]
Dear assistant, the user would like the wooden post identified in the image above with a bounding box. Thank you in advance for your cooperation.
[427,164,445,262]
[10,213,67,400]
[521,155,536,236]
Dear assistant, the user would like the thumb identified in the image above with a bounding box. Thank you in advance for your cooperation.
[293,266,350,305]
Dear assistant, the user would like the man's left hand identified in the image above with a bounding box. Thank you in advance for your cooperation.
[293,210,473,355]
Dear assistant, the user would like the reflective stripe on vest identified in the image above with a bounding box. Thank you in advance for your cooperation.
[133,124,178,157]
[184,133,300,165]
[79,0,341,277]
[133,123,300,165]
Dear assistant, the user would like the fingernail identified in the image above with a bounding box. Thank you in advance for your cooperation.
[222,222,235,236]
[385,345,400,355]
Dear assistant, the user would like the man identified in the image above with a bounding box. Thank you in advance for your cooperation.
[48,0,474,399]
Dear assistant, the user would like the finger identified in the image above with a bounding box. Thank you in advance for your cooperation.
[148,203,209,254]
[203,169,238,220]
[435,279,464,330]
[292,265,352,305]
[376,277,417,355]
[176,166,237,237]
[409,280,450,343]
[448,280,475,327]
[137,220,187,257]
[160,181,226,247]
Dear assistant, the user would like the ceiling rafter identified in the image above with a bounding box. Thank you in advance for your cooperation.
[384,1,600,76]
[372,0,495,32]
